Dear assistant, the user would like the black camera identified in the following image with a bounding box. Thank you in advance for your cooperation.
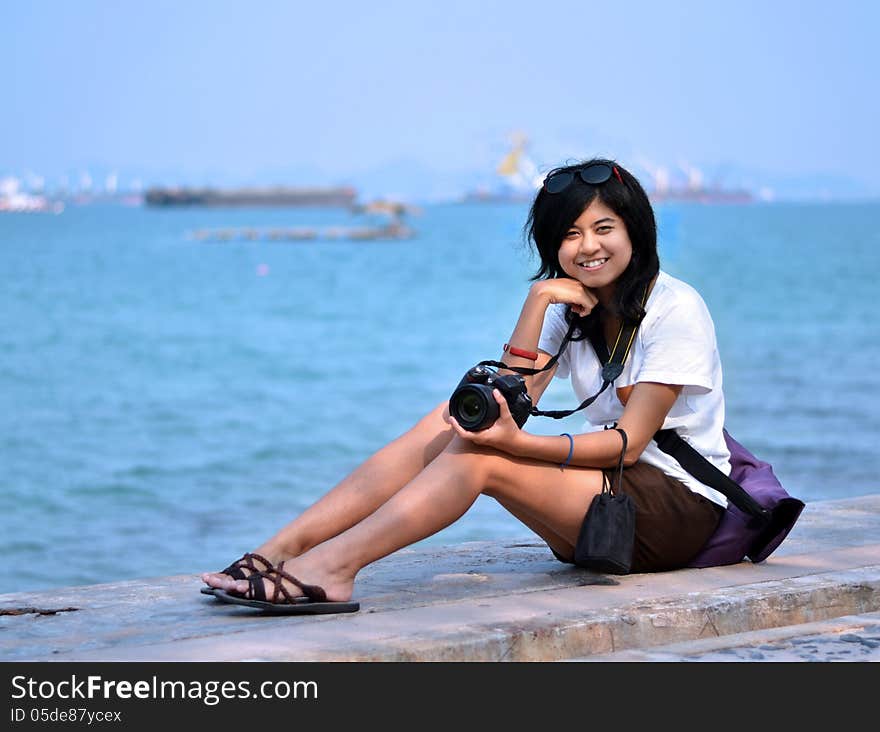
[449,365,533,431]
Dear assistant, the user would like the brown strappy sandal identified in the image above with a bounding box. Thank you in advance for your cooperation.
[200,552,275,597]
[213,562,359,615]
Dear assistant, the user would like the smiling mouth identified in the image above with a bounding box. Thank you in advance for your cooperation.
[577,258,609,270]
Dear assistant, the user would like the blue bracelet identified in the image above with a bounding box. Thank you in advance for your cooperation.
[559,432,574,469]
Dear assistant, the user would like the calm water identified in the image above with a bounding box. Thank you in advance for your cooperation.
[1,201,878,592]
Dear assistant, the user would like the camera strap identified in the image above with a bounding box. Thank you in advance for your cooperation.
[474,318,578,378]
[475,283,649,419]
[529,314,641,419]
[473,313,640,419]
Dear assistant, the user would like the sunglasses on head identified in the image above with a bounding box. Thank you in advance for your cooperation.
[542,162,624,194]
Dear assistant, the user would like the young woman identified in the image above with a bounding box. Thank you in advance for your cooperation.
[202,158,729,612]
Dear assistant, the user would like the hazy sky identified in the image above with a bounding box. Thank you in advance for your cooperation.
[3,1,877,198]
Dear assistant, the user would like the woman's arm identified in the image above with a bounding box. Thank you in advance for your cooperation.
[450,381,682,469]
[525,352,557,406]
[615,382,682,464]
[510,381,682,466]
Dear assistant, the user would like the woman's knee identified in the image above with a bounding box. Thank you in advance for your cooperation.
[407,402,455,464]
[411,401,452,438]
[440,435,508,486]
[443,433,493,457]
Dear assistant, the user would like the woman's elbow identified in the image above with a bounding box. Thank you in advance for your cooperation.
[622,443,647,467]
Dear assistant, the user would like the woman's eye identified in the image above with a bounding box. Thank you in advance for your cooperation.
[565,231,579,238]
[596,226,612,234]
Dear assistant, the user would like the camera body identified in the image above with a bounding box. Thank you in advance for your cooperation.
[449,365,533,431]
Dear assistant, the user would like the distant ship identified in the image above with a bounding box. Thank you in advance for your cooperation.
[639,161,755,204]
[184,198,420,242]
[649,187,754,204]
[144,185,358,208]
[0,177,64,213]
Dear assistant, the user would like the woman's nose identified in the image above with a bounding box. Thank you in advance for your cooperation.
[579,233,601,255]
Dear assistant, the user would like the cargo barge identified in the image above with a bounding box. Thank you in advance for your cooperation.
[144,185,357,208]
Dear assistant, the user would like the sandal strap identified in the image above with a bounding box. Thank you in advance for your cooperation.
[220,552,274,579]
[247,572,268,602]
[244,563,328,604]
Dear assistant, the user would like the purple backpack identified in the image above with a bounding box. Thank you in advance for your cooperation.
[685,430,805,568]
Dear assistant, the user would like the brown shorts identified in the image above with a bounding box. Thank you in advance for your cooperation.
[552,461,725,573]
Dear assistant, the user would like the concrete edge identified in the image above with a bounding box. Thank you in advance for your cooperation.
[304,566,880,661]
[53,564,880,662]
[566,610,880,661]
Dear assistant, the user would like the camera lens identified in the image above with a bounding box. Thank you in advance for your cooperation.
[458,392,485,421]
[450,384,499,431]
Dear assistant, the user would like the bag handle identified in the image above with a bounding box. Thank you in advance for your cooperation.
[604,426,627,496]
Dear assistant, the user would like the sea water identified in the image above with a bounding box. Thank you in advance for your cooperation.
[1,201,878,591]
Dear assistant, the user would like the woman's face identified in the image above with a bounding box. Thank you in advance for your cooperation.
[557,197,633,299]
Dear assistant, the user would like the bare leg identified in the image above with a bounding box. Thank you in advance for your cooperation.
[203,402,454,587]
[232,436,604,602]
[492,497,576,562]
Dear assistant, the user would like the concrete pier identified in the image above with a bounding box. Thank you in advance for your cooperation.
[2,495,879,662]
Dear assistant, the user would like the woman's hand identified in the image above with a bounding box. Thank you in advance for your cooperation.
[447,389,525,454]
[531,279,599,317]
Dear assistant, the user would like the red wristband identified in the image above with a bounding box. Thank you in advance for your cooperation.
[503,343,539,361]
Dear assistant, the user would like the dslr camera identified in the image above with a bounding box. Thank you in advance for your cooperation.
[449,365,532,432]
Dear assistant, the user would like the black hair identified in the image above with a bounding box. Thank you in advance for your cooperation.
[524,157,659,333]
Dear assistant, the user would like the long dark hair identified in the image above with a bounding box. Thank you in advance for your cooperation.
[524,158,659,333]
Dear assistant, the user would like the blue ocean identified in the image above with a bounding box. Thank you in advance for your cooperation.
[2,201,878,592]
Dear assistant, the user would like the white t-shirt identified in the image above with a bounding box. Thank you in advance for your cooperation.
[537,270,730,507]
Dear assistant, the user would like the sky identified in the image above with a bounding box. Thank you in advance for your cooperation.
[2,1,878,200]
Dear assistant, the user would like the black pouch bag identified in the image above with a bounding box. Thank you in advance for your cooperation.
[573,427,635,574]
